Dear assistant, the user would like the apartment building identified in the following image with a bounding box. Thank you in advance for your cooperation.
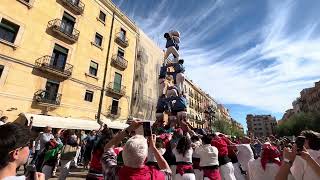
[0,0,137,129]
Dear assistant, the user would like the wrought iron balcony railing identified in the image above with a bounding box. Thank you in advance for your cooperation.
[111,55,128,70]
[60,0,85,14]
[115,32,129,48]
[34,90,62,106]
[106,106,121,119]
[106,82,126,97]
[48,19,80,43]
[35,55,73,78]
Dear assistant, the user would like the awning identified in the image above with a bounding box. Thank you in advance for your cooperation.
[22,113,100,130]
[101,116,128,130]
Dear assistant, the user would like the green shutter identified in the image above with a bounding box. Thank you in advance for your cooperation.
[0,20,19,32]
[90,61,98,69]
[54,44,68,54]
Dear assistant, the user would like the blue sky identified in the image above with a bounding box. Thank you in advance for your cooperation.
[113,0,320,130]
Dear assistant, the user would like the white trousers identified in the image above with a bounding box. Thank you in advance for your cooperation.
[175,173,196,180]
[220,162,236,180]
[171,165,176,179]
[194,169,202,180]
[58,160,72,180]
[42,165,53,180]
[176,73,185,95]
[164,46,179,64]
[159,78,166,96]
[233,163,245,180]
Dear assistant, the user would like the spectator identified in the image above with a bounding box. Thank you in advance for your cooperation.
[33,126,54,171]
[41,140,63,180]
[86,127,114,180]
[0,116,8,126]
[291,130,320,180]
[83,130,97,169]
[0,123,45,180]
[58,129,79,180]
[248,142,281,180]
[102,121,172,180]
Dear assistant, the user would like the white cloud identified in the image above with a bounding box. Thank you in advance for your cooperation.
[116,0,320,114]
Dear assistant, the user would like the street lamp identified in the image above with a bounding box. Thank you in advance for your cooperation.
[204,106,215,133]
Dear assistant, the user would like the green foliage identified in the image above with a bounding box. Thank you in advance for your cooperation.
[276,112,320,136]
[211,119,245,137]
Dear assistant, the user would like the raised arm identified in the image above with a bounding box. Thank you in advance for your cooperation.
[105,121,141,149]
[149,134,171,173]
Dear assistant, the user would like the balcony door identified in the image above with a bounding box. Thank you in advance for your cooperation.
[71,0,79,6]
[113,73,122,93]
[111,99,119,115]
[120,28,126,41]
[117,48,124,58]
[45,80,60,102]
[61,12,75,36]
[51,44,68,71]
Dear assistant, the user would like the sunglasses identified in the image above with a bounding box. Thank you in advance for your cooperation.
[9,141,31,154]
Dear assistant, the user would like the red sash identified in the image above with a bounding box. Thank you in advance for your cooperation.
[176,164,194,175]
[118,165,165,180]
[203,169,221,180]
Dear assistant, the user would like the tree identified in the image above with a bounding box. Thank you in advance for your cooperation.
[212,119,244,137]
[276,112,320,136]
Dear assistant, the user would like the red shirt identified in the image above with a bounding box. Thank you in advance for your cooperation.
[90,149,103,172]
[211,137,228,157]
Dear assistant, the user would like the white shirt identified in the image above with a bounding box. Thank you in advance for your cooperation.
[173,147,193,163]
[248,158,280,180]
[195,144,219,167]
[0,121,5,126]
[2,176,26,180]
[36,132,54,151]
[236,144,254,171]
[291,149,320,180]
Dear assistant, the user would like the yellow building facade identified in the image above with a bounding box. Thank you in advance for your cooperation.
[184,78,218,129]
[0,0,137,129]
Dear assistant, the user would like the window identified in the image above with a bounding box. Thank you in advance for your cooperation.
[0,19,20,43]
[94,33,103,46]
[89,61,98,76]
[117,48,124,57]
[98,11,106,22]
[51,44,68,70]
[45,80,60,101]
[61,12,76,35]
[120,28,126,41]
[113,73,122,93]
[84,90,93,102]
[0,65,4,78]
[111,99,119,115]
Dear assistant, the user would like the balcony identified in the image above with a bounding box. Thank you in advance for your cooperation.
[48,19,79,43]
[115,33,129,48]
[35,55,73,78]
[60,0,85,14]
[106,106,121,119]
[111,55,128,70]
[34,90,61,106]
[106,82,126,97]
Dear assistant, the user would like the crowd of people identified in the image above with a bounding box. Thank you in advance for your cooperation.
[0,115,320,180]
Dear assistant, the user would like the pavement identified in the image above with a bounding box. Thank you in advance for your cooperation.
[18,166,88,180]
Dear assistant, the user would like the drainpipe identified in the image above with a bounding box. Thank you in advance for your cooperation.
[97,11,115,124]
